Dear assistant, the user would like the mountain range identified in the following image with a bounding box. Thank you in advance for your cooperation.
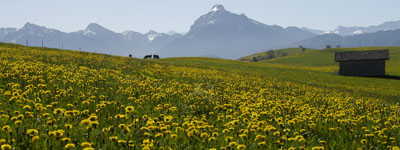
[0,23,183,57]
[326,20,400,36]
[1,4,400,59]
[293,29,400,49]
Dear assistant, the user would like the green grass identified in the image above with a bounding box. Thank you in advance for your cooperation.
[264,47,400,76]
[240,48,318,60]
[1,42,400,149]
[160,47,400,103]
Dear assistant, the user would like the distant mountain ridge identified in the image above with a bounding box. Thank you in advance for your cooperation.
[0,22,183,57]
[327,21,400,36]
[292,29,400,49]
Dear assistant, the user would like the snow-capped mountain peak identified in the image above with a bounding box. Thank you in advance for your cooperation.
[145,30,161,41]
[19,22,58,36]
[189,4,251,32]
[83,23,114,36]
[211,4,225,13]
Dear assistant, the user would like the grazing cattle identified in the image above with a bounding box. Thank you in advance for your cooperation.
[129,54,132,58]
[143,54,160,59]
[144,55,152,59]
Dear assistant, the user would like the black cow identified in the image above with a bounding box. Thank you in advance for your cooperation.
[153,55,160,59]
[144,55,152,59]
[129,54,132,58]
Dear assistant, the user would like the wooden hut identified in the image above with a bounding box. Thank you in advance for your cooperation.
[335,50,390,76]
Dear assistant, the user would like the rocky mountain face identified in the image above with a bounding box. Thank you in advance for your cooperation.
[157,5,316,59]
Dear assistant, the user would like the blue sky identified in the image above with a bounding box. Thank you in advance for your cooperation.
[1,0,400,33]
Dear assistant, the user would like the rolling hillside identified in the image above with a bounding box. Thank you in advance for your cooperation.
[1,42,400,149]
[240,48,317,61]
[263,47,400,76]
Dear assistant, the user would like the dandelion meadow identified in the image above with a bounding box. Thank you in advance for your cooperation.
[0,43,400,150]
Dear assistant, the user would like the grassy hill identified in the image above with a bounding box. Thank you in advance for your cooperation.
[240,48,318,61]
[1,43,400,149]
[263,47,400,76]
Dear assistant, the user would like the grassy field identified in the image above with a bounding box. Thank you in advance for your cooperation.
[240,48,318,60]
[1,43,400,150]
[264,47,400,76]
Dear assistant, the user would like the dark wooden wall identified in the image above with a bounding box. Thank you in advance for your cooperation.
[339,60,386,76]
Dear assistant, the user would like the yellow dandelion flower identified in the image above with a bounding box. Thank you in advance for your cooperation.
[64,124,73,129]
[125,106,135,113]
[298,138,306,143]
[14,120,22,125]
[258,142,266,146]
[32,136,40,142]
[312,146,324,150]
[225,136,233,142]
[200,133,209,138]
[109,136,118,141]
[239,133,247,138]
[1,126,10,132]
[61,138,71,142]
[128,140,135,147]
[0,139,6,144]
[118,124,126,128]
[26,129,39,136]
[273,131,280,136]
[237,144,246,150]
[361,139,367,144]
[80,119,91,126]
[228,142,237,147]
[142,146,151,150]
[64,143,75,149]
[81,142,92,147]
[155,133,164,138]
[164,115,173,123]
[118,140,127,144]
[1,144,12,150]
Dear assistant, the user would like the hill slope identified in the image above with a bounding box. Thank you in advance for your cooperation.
[240,48,317,61]
[264,47,400,75]
[1,43,400,149]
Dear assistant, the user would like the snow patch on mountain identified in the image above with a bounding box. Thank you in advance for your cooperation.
[211,4,224,12]
[353,30,363,34]
[83,30,96,36]
[208,20,217,25]
[145,30,161,41]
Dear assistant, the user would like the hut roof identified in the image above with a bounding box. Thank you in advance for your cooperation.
[335,50,390,62]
